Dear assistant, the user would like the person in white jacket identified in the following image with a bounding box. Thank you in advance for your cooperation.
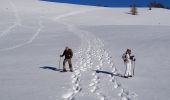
[122,49,134,78]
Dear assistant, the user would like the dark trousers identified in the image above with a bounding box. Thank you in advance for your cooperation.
[63,58,73,71]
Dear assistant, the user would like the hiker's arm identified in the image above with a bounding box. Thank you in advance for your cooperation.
[130,55,136,61]
[60,50,65,57]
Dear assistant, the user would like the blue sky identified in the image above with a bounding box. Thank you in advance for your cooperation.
[41,0,170,7]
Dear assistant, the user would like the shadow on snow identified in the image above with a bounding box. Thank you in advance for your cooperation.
[39,0,142,7]
[40,66,61,71]
[94,70,125,78]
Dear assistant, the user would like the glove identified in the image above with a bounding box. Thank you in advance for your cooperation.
[134,58,136,61]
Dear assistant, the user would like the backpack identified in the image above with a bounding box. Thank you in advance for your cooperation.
[69,49,73,57]
[122,53,127,62]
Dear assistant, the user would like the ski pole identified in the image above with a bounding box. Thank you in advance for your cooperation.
[59,56,61,70]
[133,59,136,76]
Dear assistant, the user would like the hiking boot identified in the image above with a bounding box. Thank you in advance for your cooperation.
[124,76,128,78]
[70,70,73,72]
[129,75,133,77]
[62,69,67,72]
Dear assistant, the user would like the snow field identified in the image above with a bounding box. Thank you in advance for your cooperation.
[1,0,170,100]
[60,21,138,99]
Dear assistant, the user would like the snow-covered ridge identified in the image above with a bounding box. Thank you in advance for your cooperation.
[59,7,170,26]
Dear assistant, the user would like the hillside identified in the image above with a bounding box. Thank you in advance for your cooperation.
[0,0,170,100]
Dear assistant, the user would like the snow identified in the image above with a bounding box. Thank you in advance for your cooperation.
[0,0,170,100]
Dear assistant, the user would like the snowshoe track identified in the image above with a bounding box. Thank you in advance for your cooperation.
[61,23,138,100]
[54,9,138,100]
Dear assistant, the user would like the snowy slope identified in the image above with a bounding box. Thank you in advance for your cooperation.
[0,0,170,100]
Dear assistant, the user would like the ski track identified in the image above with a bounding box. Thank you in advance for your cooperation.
[0,0,21,39]
[0,0,44,51]
[55,8,102,21]
[56,9,138,100]
[0,18,43,51]
[0,8,101,52]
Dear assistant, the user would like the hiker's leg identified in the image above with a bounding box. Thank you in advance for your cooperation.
[129,62,132,76]
[127,62,132,76]
[68,59,73,71]
[124,63,128,77]
[63,59,67,71]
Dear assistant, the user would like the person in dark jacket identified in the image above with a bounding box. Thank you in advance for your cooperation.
[60,46,73,72]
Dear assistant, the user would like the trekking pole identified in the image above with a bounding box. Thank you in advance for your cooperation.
[59,56,61,71]
[133,58,136,76]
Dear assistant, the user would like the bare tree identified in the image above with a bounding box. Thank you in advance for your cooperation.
[131,4,138,15]
[149,4,152,10]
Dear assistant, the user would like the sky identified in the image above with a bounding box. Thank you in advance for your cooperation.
[41,0,170,7]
